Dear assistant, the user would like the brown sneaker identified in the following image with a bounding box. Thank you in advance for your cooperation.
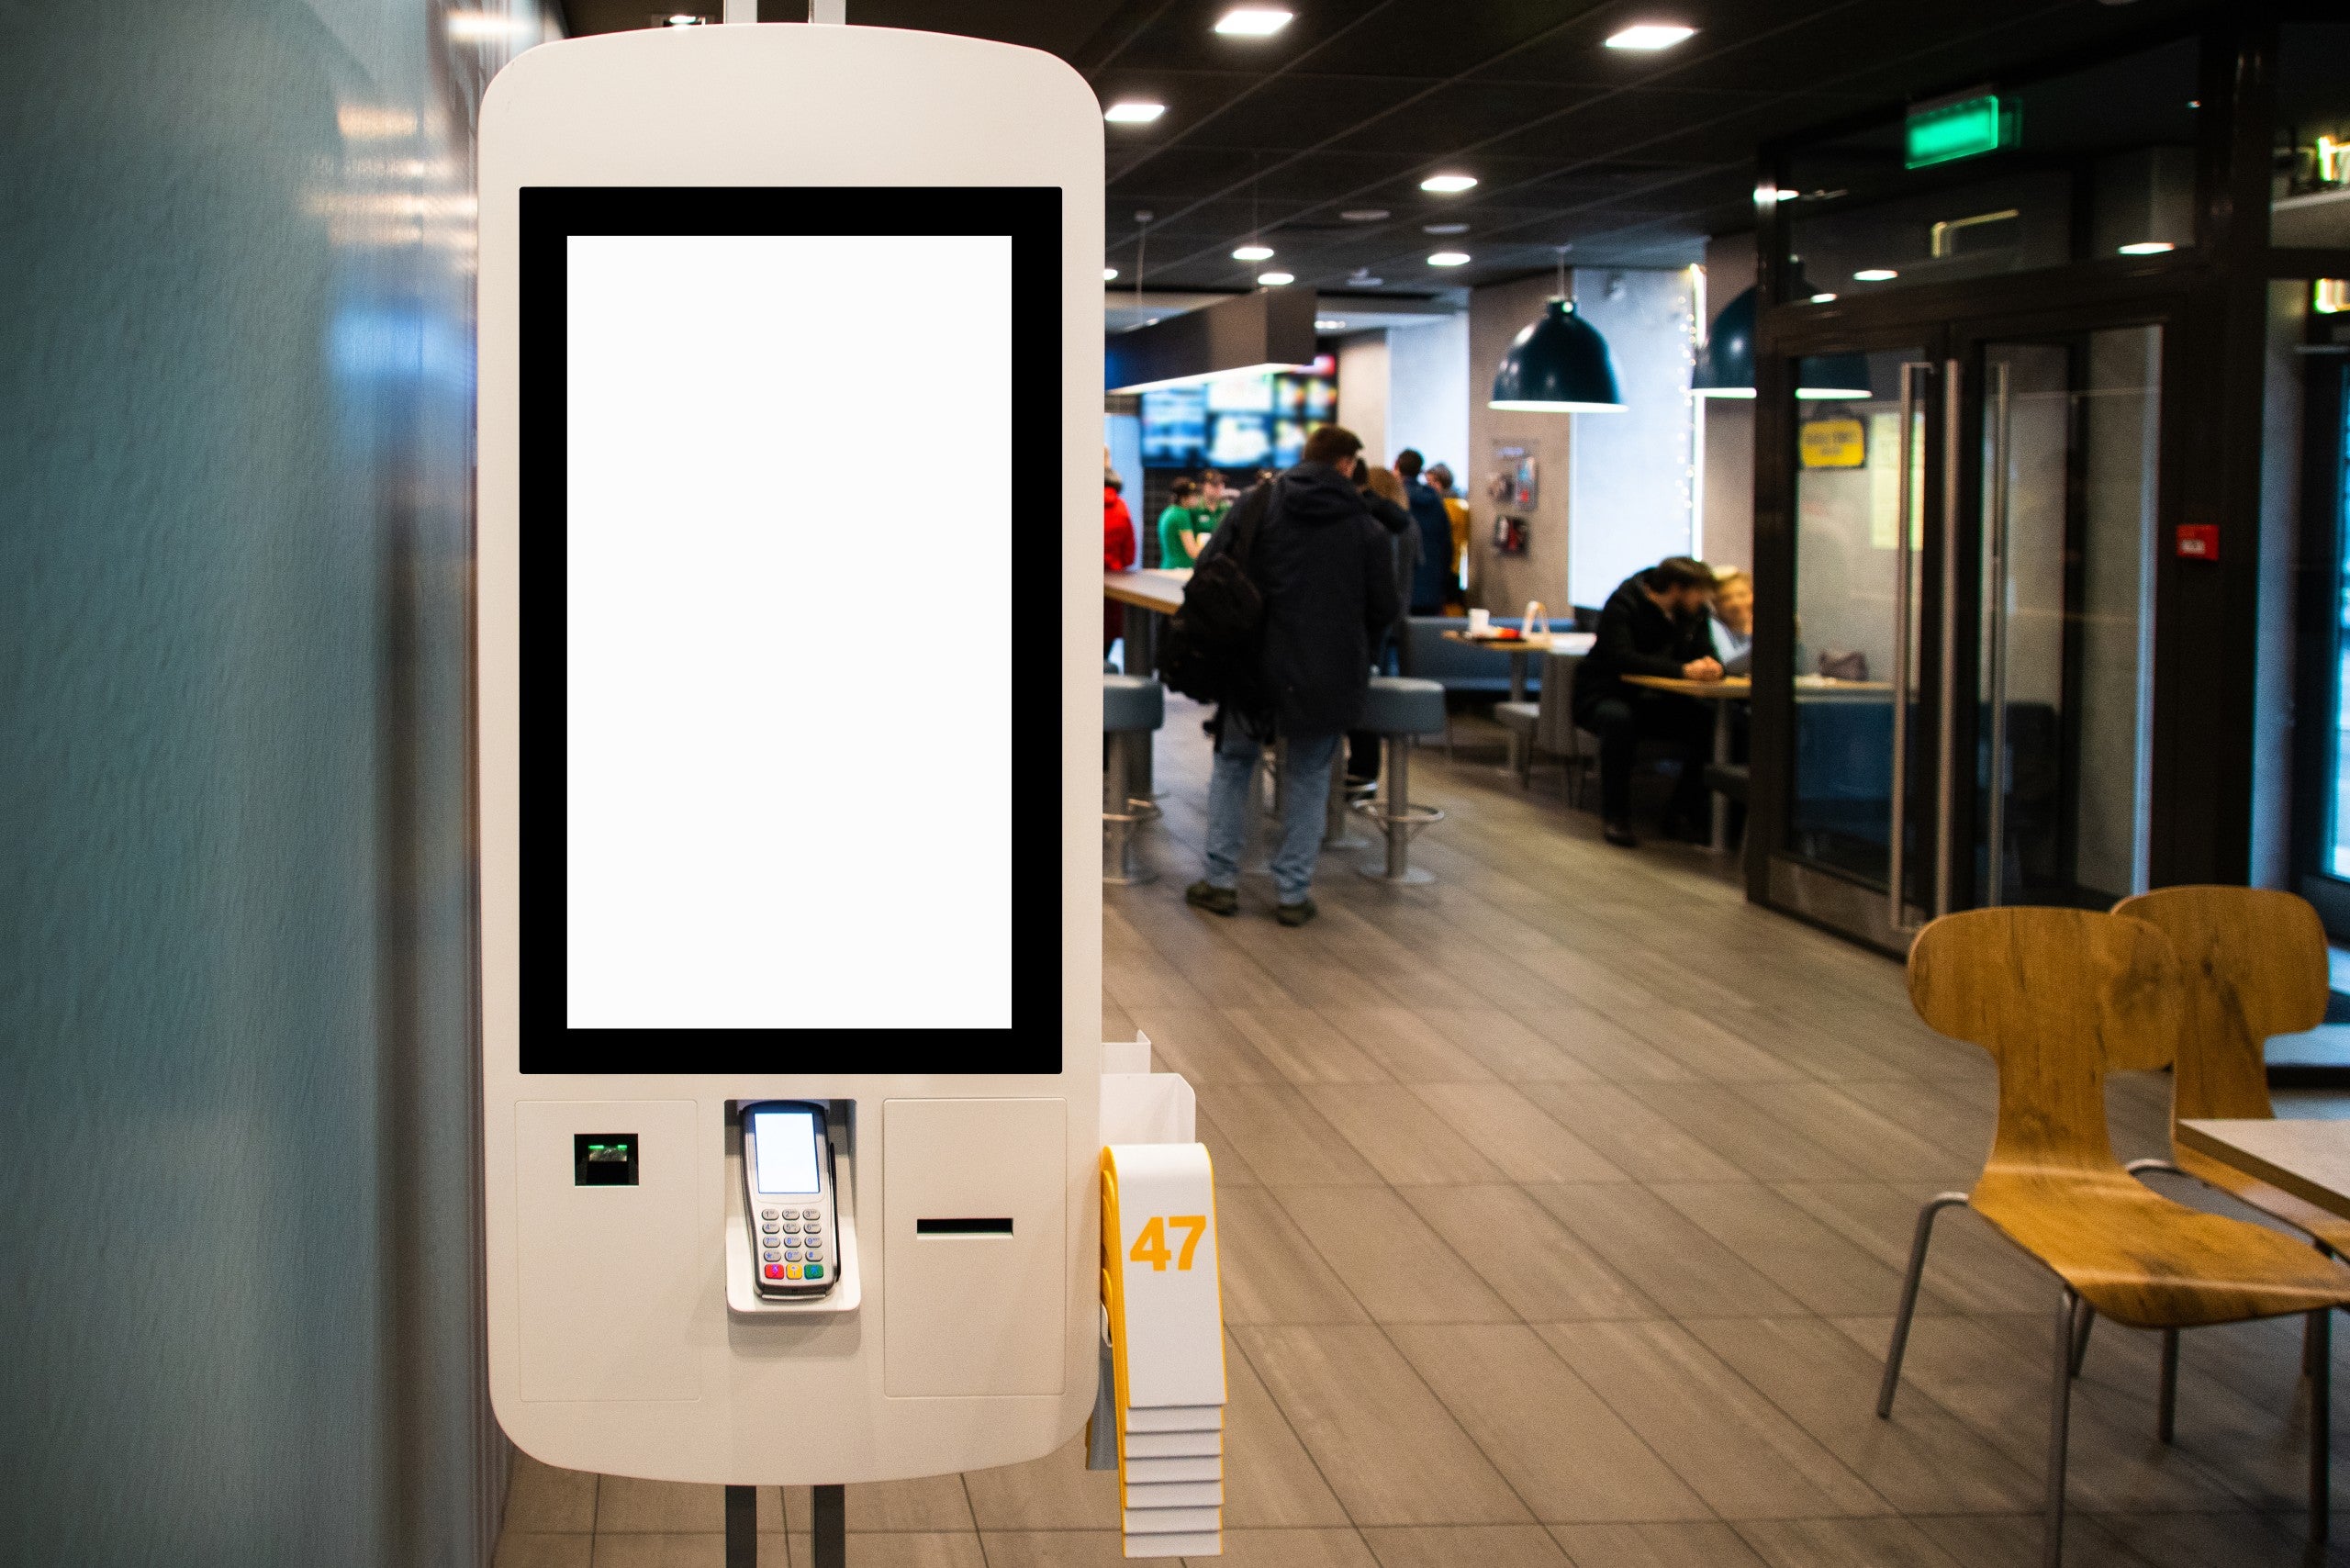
[1184,880,1238,917]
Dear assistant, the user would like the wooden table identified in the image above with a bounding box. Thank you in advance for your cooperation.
[1621,673,1751,852]
[1103,567,1189,619]
[1441,630,1596,702]
[2178,1119,2350,1223]
[1104,569,1190,799]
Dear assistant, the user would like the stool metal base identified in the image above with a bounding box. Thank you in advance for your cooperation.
[1350,732,1442,884]
[1103,729,1159,885]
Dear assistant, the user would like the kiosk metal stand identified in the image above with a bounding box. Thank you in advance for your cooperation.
[723,1483,845,1566]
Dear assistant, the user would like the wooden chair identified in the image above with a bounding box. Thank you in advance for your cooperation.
[2110,886,2344,1398]
[1877,906,2350,1567]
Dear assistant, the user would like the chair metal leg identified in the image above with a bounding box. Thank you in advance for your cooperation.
[2314,1306,2333,1544]
[1878,1192,1970,1417]
[2047,1288,2076,1568]
[2069,1299,2096,1378]
[2157,1327,2179,1443]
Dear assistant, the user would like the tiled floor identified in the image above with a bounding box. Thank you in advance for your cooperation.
[497,700,2350,1568]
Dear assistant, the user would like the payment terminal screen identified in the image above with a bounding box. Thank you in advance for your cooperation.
[750,1110,822,1195]
[521,187,1062,1072]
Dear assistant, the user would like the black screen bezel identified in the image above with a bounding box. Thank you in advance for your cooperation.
[520,185,1063,1075]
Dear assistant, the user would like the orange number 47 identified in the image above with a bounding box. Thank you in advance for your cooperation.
[1128,1215,1209,1272]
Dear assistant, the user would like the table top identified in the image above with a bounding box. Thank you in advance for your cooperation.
[2178,1118,2350,1223]
[1104,568,1190,614]
[1623,673,1754,700]
[1441,630,1597,655]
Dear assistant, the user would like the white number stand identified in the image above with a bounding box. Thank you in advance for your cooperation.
[1096,1039,1225,1557]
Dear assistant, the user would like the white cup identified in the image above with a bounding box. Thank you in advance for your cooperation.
[1467,609,1491,635]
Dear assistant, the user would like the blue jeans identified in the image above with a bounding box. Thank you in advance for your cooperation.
[1203,722,1339,905]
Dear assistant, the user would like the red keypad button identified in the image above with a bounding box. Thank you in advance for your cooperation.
[764,1263,785,1279]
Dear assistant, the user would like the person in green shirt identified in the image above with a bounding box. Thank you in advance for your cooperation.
[1157,477,1204,567]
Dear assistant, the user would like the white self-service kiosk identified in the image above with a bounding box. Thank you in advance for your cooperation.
[473,18,1106,1511]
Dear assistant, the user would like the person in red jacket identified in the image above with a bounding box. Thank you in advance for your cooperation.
[1103,467,1136,656]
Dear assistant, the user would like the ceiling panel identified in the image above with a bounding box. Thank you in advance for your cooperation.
[558,0,2223,294]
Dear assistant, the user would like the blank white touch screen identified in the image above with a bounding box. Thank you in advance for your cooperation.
[750,1110,822,1195]
[564,230,1013,1032]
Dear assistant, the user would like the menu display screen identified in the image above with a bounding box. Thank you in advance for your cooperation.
[521,187,1062,1073]
[1139,359,1337,471]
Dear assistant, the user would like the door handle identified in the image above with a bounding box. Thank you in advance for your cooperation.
[1983,358,2012,908]
[1887,361,1932,935]
[1934,358,1961,919]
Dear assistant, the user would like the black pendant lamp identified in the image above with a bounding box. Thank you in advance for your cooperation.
[1488,248,1624,413]
[1692,286,1758,398]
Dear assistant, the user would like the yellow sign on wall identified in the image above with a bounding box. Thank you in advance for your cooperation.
[1799,417,1867,468]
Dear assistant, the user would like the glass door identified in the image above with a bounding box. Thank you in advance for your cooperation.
[1763,321,2163,950]
[1774,344,1942,944]
[1973,329,2161,909]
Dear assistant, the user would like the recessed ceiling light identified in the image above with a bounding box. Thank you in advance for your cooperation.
[660,11,704,24]
[1232,243,1274,261]
[1340,208,1391,221]
[1809,292,1837,303]
[1104,102,1166,124]
[1424,222,1469,234]
[1315,319,1348,330]
[1214,6,1292,36]
[1852,267,1898,282]
[1606,23,1695,50]
[1427,251,1472,267]
[1258,271,1295,286]
[1104,267,1120,281]
[450,10,532,34]
[1348,273,1385,286]
[1420,174,1478,194]
[2117,241,2176,254]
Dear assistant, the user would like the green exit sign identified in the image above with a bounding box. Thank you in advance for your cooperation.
[1906,94,2017,169]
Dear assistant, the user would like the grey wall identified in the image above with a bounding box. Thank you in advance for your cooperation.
[1467,274,1572,612]
[1698,231,1756,572]
[0,2,544,1561]
[1335,334,1391,465]
[1566,267,1697,608]
[1386,313,1471,487]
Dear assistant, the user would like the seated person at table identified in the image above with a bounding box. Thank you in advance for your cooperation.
[1158,477,1206,567]
[1573,556,1721,848]
[1709,566,1753,676]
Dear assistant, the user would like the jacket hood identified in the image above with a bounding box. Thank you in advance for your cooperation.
[1275,463,1371,528]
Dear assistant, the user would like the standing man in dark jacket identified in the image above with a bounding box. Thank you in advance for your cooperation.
[1572,556,1722,847]
[1185,425,1404,926]
[1395,449,1454,614]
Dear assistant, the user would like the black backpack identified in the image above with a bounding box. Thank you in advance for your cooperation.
[1157,480,1271,714]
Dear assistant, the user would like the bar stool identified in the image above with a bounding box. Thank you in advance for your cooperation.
[1103,675,1165,885]
[1352,677,1446,884]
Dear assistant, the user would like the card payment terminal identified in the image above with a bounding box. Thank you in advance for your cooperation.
[742,1102,836,1295]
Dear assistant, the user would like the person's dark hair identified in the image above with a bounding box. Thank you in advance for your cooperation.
[1393,449,1425,479]
[1426,463,1453,491]
[1169,477,1199,501]
[1299,424,1364,466]
[1644,555,1715,592]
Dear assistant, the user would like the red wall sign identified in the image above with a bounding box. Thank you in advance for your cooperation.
[2176,524,2220,561]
